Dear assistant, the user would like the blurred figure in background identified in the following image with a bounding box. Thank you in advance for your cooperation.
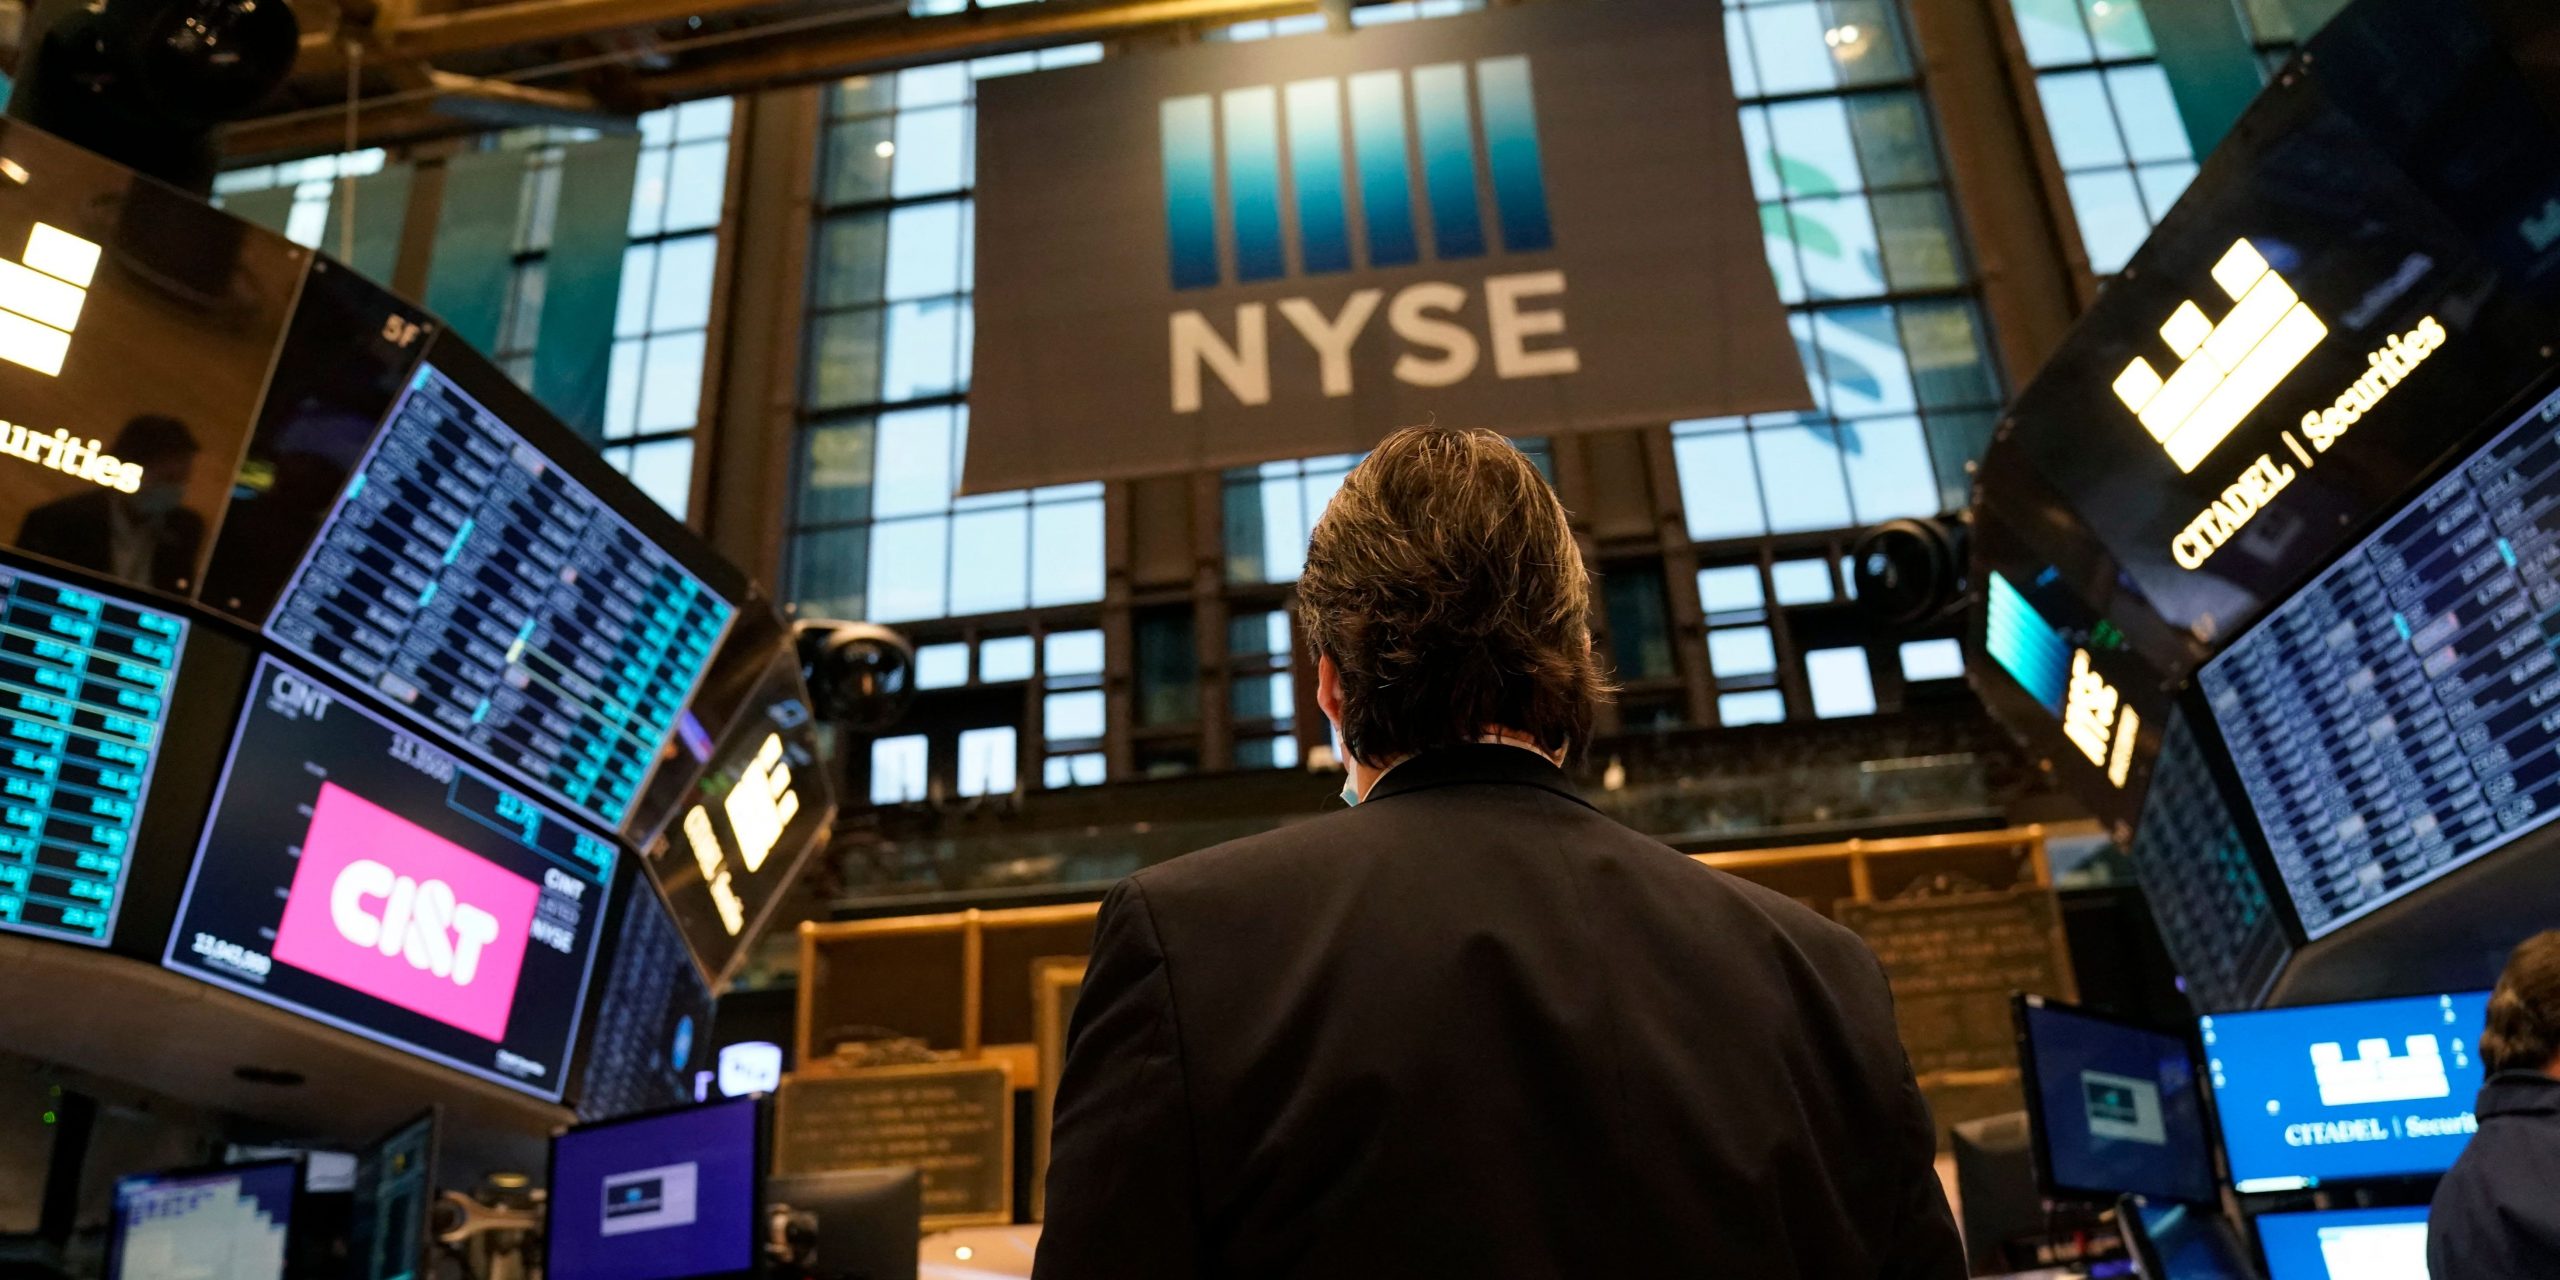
[2430,930,2560,1279]
[17,414,202,592]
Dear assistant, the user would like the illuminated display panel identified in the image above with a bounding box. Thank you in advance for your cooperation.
[165,656,616,1101]
[2201,382,2560,940]
[574,868,715,1122]
[2202,991,2486,1191]
[0,559,184,945]
[642,648,831,986]
[264,359,734,831]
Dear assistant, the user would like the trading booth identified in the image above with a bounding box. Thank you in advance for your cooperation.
[0,102,838,1279]
[1972,0,2560,1273]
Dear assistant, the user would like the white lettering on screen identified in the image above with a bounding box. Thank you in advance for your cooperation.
[329,858,502,985]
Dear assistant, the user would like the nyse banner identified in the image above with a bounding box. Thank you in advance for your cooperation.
[965,0,1806,492]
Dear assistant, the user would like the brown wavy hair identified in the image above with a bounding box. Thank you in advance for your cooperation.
[2484,930,2560,1073]
[1297,426,1608,764]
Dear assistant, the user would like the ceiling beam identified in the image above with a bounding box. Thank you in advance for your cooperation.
[219,75,621,162]
[297,0,831,78]
[637,0,1318,98]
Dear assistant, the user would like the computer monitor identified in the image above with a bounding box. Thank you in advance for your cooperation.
[765,1168,920,1280]
[2254,1205,2431,1280]
[2201,992,2489,1191]
[547,1095,764,1280]
[349,1107,439,1280]
[2118,1196,2260,1280]
[108,1157,302,1280]
[2017,995,2220,1205]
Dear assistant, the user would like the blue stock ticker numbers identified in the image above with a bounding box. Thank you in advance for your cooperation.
[265,364,733,832]
[0,564,184,946]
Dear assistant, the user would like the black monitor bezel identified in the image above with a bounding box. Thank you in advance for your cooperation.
[542,1092,770,1280]
[2012,992,2222,1207]
[107,1154,308,1280]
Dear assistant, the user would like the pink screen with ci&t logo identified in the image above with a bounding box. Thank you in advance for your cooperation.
[270,782,539,1042]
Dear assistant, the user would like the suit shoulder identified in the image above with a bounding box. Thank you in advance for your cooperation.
[1127,807,1359,897]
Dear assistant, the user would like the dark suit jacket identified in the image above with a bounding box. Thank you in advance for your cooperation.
[2429,1071,2560,1280]
[14,491,204,594]
[1034,745,1964,1280]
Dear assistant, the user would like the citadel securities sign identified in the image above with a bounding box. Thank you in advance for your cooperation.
[964,0,1808,493]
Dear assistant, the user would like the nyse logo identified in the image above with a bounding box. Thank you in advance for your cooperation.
[1162,55,1578,413]
[2062,649,2141,790]
[2111,239,2328,474]
[0,223,99,377]
[723,733,801,875]
[1986,573,2139,789]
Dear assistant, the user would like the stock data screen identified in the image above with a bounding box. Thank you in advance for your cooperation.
[2200,383,2560,939]
[265,361,733,831]
[166,656,617,1101]
[0,562,184,946]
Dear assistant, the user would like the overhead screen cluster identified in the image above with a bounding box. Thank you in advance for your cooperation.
[1967,0,2560,1008]
[0,117,834,1113]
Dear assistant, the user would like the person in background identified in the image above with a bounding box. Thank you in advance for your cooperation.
[1034,426,1963,1280]
[2430,930,2560,1279]
[16,414,203,593]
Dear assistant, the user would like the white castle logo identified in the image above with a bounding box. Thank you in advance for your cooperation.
[0,222,98,377]
[2311,1035,2451,1107]
[2112,239,2329,475]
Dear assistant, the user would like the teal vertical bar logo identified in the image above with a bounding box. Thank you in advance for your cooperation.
[1160,55,1555,290]
[1985,571,2072,715]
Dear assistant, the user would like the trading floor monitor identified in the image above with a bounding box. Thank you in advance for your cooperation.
[764,1167,921,1280]
[2201,992,2488,1192]
[2254,1205,2431,1280]
[547,1095,764,1280]
[2017,995,2220,1205]
[108,1158,302,1280]
[349,1107,439,1280]
[2119,1196,2261,1280]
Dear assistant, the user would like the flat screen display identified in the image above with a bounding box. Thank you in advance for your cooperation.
[642,648,830,985]
[263,355,733,831]
[0,122,308,598]
[2201,381,2560,940]
[576,869,715,1122]
[2202,991,2488,1191]
[2017,998,2218,1205]
[2124,1199,2257,1280]
[2255,1205,2432,1280]
[164,655,617,1100]
[350,1109,437,1280]
[547,1096,761,1280]
[2127,710,2291,1012]
[0,557,186,945]
[109,1159,299,1280]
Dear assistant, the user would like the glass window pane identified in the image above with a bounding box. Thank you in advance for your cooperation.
[871,734,928,804]
[1842,415,1942,523]
[1807,647,1879,718]
[1030,499,1106,607]
[1765,98,1861,198]
[1771,560,1834,605]
[1046,690,1107,742]
[1046,629,1105,677]
[2038,71,2129,170]
[885,201,966,301]
[628,145,671,238]
[823,116,897,206]
[946,506,1030,616]
[1870,190,1966,291]
[1708,626,1778,678]
[1238,735,1301,769]
[957,726,1017,798]
[1786,195,1886,300]
[1230,611,1290,657]
[1745,3,1839,96]
[981,635,1036,682]
[1720,689,1787,726]
[872,406,956,518]
[815,213,888,309]
[891,106,969,197]
[1753,424,1855,533]
[603,337,643,437]
[798,418,875,525]
[2136,161,2197,220]
[636,331,707,433]
[2010,0,2097,66]
[1844,93,1942,190]
[1900,638,1965,681]
[827,74,895,119]
[898,63,971,108]
[1674,430,1768,541]
[1898,301,2001,410]
[865,517,949,622]
[1804,306,1918,417]
[2105,65,2191,164]
[663,140,730,233]
[882,298,963,401]
[2066,169,2153,274]
[1231,672,1294,721]
[2087,0,2159,59]
[649,234,719,332]
[1045,752,1106,787]
[621,438,694,519]
[676,97,734,142]
[1824,2,1913,88]
[614,244,656,339]
[1697,565,1767,616]
[915,642,970,689]
[790,525,867,621]
[806,309,883,410]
